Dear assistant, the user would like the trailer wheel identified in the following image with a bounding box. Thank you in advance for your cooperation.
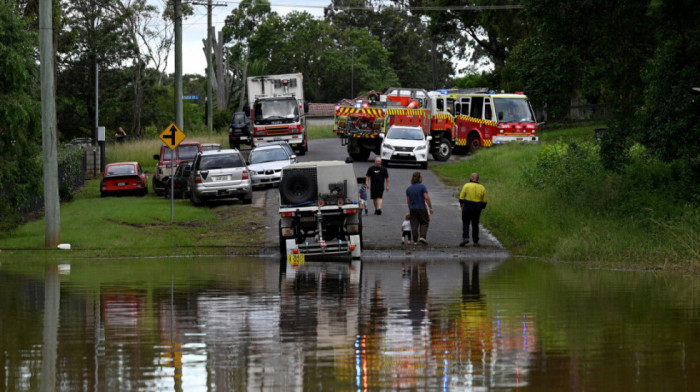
[432,137,452,161]
[278,220,286,256]
[279,170,317,205]
[467,134,481,154]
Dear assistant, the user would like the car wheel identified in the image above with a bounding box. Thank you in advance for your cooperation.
[152,177,163,196]
[279,170,317,205]
[420,161,428,170]
[190,190,204,206]
[242,194,253,205]
[467,134,481,154]
[432,137,452,161]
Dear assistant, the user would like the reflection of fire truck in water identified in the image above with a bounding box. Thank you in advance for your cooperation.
[334,88,539,161]
[247,73,309,155]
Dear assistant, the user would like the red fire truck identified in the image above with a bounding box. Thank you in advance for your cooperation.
[334,88,457,161]
[450,89,539,153]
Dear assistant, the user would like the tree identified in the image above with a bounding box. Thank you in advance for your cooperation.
[0,1,42,225]
[249,11,398,102]
[632,0,700,170]
[223,0,273,111]
[326,0,454,90]
[418,0,527,81]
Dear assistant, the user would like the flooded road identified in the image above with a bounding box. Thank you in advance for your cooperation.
[1,256,697,391]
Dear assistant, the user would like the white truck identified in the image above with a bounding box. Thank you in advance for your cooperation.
[247,73,309,155]
[278,161,363,262]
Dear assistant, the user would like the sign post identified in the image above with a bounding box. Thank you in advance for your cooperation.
[159,123,187,221]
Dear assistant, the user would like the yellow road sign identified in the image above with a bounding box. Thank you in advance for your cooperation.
[159,123,186,150]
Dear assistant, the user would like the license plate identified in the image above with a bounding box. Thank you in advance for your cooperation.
[287,253,305,265]
[516,137,523,141]
[117,182,126,186]
[215,175,230,181]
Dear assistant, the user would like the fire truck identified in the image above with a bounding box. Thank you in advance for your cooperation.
[247,73,309,155]
[334,88,457,162]
[449,89,539,153]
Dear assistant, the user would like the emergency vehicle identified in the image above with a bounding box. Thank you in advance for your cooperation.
[247,73,309,155]
[334,88,456,161]
[450,89,539,152]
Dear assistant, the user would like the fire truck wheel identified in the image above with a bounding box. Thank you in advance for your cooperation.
[349,149,371,162]
[432,138,452,161]
[279,170,317,205]
[467,134,481,153]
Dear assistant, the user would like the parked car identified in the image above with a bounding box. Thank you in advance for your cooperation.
[379,126,432,169]
[152,141,202,195]
[163,162,192,199]
[247,143,297,189]
[263,140,297,161]
[100,162,148,197]
[187,149,253,205]
[228,111,251,149]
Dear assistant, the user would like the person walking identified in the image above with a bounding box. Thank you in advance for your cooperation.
[459,172,487,247]
[405,171,433,245]
[365,157,389,215]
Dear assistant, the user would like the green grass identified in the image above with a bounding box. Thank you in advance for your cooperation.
[0,178,265,259]
[307,124,336,140]
[433,122,699,272]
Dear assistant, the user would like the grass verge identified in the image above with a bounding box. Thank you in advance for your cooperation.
[0,179,265,259]
[433,122,699,273]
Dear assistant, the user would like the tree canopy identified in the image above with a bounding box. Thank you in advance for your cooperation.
[2,0,697,174]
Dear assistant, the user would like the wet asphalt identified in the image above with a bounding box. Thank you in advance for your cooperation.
[260,138,509,260]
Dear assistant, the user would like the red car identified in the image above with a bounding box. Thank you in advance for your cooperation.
[100,162,148,197]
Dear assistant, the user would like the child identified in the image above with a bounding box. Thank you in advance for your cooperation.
[401,213,412,245]
[359,183,369,215]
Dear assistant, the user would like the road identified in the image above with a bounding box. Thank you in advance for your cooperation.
[261,138,509,260]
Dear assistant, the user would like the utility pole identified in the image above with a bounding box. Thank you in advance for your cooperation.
[40,0,60,247]
[191,0,226,133]
[175,0,183,130]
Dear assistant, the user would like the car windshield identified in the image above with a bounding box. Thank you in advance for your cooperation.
[493,98,536,123]
[106,164,136,176]
[249,148,289,164]
[255,98,298,120]
[387,127,425,141]
[200,154,244,170]
[163,145,200,160]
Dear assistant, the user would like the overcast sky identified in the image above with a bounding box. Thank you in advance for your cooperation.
[168,0,327,75]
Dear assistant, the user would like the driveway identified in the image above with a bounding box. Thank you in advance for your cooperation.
[262,138,509,260]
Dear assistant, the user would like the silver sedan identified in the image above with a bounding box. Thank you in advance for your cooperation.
[247,144,296,188]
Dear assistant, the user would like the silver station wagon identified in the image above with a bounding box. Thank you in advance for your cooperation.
[187,149,253,205]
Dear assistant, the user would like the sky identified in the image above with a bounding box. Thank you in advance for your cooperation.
[168,0,328,75]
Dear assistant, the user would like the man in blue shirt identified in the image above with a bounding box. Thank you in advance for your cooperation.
[405,171,433,245]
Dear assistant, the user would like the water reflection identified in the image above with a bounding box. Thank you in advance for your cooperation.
[0,257,698,391]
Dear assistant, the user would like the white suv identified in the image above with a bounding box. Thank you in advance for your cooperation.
[187,149,253,205]
[379,125,432,169]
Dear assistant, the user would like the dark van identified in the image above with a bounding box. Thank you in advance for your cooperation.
[228,111,251,149]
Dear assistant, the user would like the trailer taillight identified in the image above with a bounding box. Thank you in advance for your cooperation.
[280,212,294,217]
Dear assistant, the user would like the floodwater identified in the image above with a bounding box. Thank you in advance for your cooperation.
[0,257,697,391]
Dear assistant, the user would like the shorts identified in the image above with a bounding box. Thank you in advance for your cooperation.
[370,187,384,199]
[402,230,411,240]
